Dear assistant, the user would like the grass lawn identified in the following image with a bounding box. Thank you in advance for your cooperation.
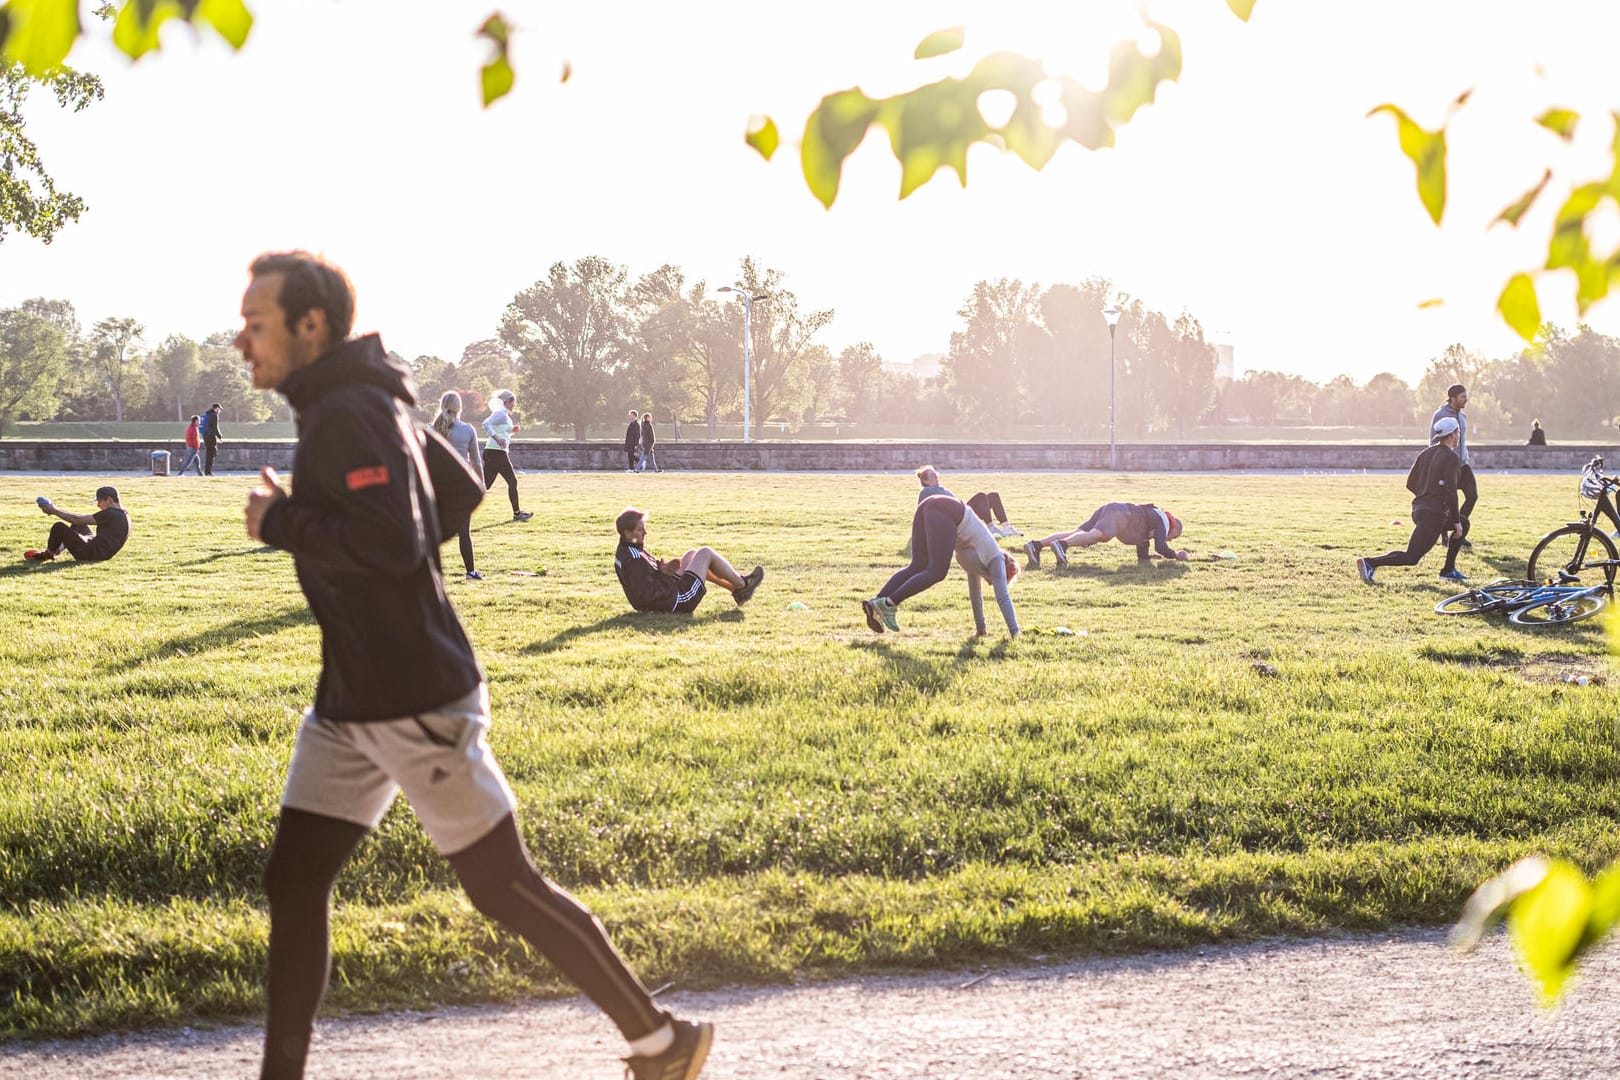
[1,469,1615,1038]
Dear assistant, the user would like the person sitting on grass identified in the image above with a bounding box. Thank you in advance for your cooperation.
[26,486,130,564]
[1357,416,1467,585]
[914,464,1023,537]
[863,492,1021,637]
[613,507,763,613]
[1023,502,1188,569]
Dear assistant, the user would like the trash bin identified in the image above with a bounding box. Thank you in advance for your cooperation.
[151,450,170,476]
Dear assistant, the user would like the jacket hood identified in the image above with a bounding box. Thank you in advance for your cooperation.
[280,333,419,411]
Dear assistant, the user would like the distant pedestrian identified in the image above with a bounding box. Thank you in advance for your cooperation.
[1527,418,1547,446]
[482,389,531,522]
[25,486,130,564]
[175,414,203,476]
[433,391,485,581]
[623,409,642,472]
[1429,384,1475,547]
[1357,416,1467,584]
[200,402,224,475]
[638,412,660,472]
[914,465,1022,537]
[863,493,1020,636]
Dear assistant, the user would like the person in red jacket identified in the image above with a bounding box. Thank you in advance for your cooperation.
[175,414,203,476]
[236,251,713,1080]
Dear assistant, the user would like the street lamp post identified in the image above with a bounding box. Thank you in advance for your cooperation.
[718,285,768,443]
[1103,306,1121,470]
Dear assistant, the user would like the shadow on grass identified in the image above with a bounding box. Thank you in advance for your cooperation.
[522,606,745,655]
[108,605,314,671]
[181,546,280,567]
[845,638,979,695]
[0,559,81,578]
[1047,560,1190,583]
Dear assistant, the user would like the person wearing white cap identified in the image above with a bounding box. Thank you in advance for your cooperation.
[1429,384,1476,548]
[1357,416,1467,584]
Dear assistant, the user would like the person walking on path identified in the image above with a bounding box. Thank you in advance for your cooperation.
[863,493,1020,636]
[1023,503,1188,569]
[175,414,204,476]
[235,251,712,1080]
[25,486,130,564]
[1527,418,1547,446]
[1429,384,1476,547]
[613,507,762,613]
[914,465,1022,537]
[638,412,661,473]
[200,402,224,475]
[623,409,642,472]
[482,389,531,521]
[433,391,486,581]
[1357,416,1468,584]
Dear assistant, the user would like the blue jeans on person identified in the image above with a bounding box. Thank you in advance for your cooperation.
[175,447,202,475]
[636,449,658,473]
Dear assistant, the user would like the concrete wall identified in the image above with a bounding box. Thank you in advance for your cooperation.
[2,440,1613,473]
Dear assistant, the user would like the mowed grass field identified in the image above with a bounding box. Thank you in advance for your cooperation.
[1,469,1615,1038]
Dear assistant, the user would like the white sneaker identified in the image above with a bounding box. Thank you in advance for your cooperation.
[999,523,1023,537]
[987,522,1007,537]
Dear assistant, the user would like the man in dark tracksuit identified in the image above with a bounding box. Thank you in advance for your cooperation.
[201,402,224,475]
[237,252,711,1080]
[623,409,641,471]
[613,506,761,613]
[1358,416,1467,584]
[1429,384,1476,547]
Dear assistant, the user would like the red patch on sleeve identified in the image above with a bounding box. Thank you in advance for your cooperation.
[345,465,390,491]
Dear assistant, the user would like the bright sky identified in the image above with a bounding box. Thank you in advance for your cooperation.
[7,0,1620,385]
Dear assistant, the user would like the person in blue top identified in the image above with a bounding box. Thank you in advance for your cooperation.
[433,391,486,580]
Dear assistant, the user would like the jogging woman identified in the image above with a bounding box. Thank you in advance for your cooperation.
[433,391,485,580]
[864,493,1020,636]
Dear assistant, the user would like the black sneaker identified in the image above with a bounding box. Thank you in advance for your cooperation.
[733,565,764,604]
[623,1016,713,1080]
[513,510,533,522]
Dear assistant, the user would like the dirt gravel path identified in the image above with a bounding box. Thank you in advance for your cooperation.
[6,928,1618,1079]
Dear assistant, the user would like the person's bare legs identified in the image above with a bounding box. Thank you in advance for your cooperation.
[1032,528,1108,551]
[679,546,745,591]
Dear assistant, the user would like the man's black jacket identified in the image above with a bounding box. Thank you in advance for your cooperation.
[259,334,484,721]
[1405,441,1462,529]
[624,420,641,451]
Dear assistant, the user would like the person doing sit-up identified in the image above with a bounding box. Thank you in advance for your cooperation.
[1024,502,1188,568]
[613,507,763,613]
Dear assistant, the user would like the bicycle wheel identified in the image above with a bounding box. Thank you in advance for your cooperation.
[1508,592,1608,626]
[1434,580,1538,615]
[1527,525,1618,583]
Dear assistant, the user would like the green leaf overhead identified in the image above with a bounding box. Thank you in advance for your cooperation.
[0,0,82,73]
[195,0,251,49]
[1509,859,1592,1005]
[1368,103,1448,224]
[745,115,779,161]
[477,12,513,107]
[113,0,186,61]
[1535,107,1580,142]
[1226,0,1258,20]
[800,87,878,209]
[1494,169,1551,227]
[1496,273,1541,341]
[914,26,964,60]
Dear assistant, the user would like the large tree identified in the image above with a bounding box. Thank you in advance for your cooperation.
[835,342,883,422]
[87,315,143,422]
[150,333,199,422]
[629,264,707,437]
[0,306,67,433]
[1,59,103,243]
[500,256,633,441]
[946,278,1040,434]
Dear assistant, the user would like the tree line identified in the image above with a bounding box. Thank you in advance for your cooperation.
[2,256,1615,440]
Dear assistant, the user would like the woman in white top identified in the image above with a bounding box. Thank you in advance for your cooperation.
[481,389,532,522]
[863,493,1020,636]
[434,391,486,580]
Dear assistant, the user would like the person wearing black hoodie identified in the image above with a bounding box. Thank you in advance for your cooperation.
[236,252,712,1080]
[1357,416,1467,584]
[623,408,642,471]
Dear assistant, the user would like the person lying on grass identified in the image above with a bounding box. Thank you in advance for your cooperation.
[1023,502,1187,569]
[864,493,1021,637]
[613,506,763,613]
[25,486,129,564]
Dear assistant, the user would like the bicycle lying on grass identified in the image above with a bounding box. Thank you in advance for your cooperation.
[1435,574,1613,626]
[1525,455,1620,584]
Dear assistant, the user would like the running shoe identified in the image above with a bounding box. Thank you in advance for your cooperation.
[1356,557,1375,585]
[861,598,886,633]
[863,595,900,632]
[999,523,1023,537]
[623,1016,713,1080]
[1023,541,1040,569]
[1438,568,1467,582]
[23,549,50,562]
[513,510,534,522]
[465,570,484,581]
[1051,540,1069,567]
[734,565,765,604]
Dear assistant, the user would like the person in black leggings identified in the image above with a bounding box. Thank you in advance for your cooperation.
[1358,417,1467,584]
[481,389,531,522]
[863,493,1019,633]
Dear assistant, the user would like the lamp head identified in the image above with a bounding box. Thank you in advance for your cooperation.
[1102,307,1122,329]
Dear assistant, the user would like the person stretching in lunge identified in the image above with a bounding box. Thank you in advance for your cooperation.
[915,464,1023,537]
[432,390,486,581]
[864,492,1021,636]
[1023,503,1188,569]
[236,251,712,1080]
[1357,415,1467,585]
[614,507,763,613]
[25,486,129,564]
[482,388,532,521]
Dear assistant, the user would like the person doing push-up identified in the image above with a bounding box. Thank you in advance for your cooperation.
[1024,502,1188,569]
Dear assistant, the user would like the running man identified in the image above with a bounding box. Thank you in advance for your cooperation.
[482,389,532,522]
[864,493,1021,636]
[1024,502,1188,568]
[235,251,711,1080]
[613,507,763,612]
[1357,416,1467,584]
[1429,384,1476,548]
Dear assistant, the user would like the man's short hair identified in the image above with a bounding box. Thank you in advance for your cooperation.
[95,486,119,503]
[190,414,201,423]
[615,507,645,537]
[248,251,356,342]
[1447,383,1467,399]
[210,402,222,410]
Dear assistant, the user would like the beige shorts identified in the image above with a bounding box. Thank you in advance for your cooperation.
[280,683,517,855]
